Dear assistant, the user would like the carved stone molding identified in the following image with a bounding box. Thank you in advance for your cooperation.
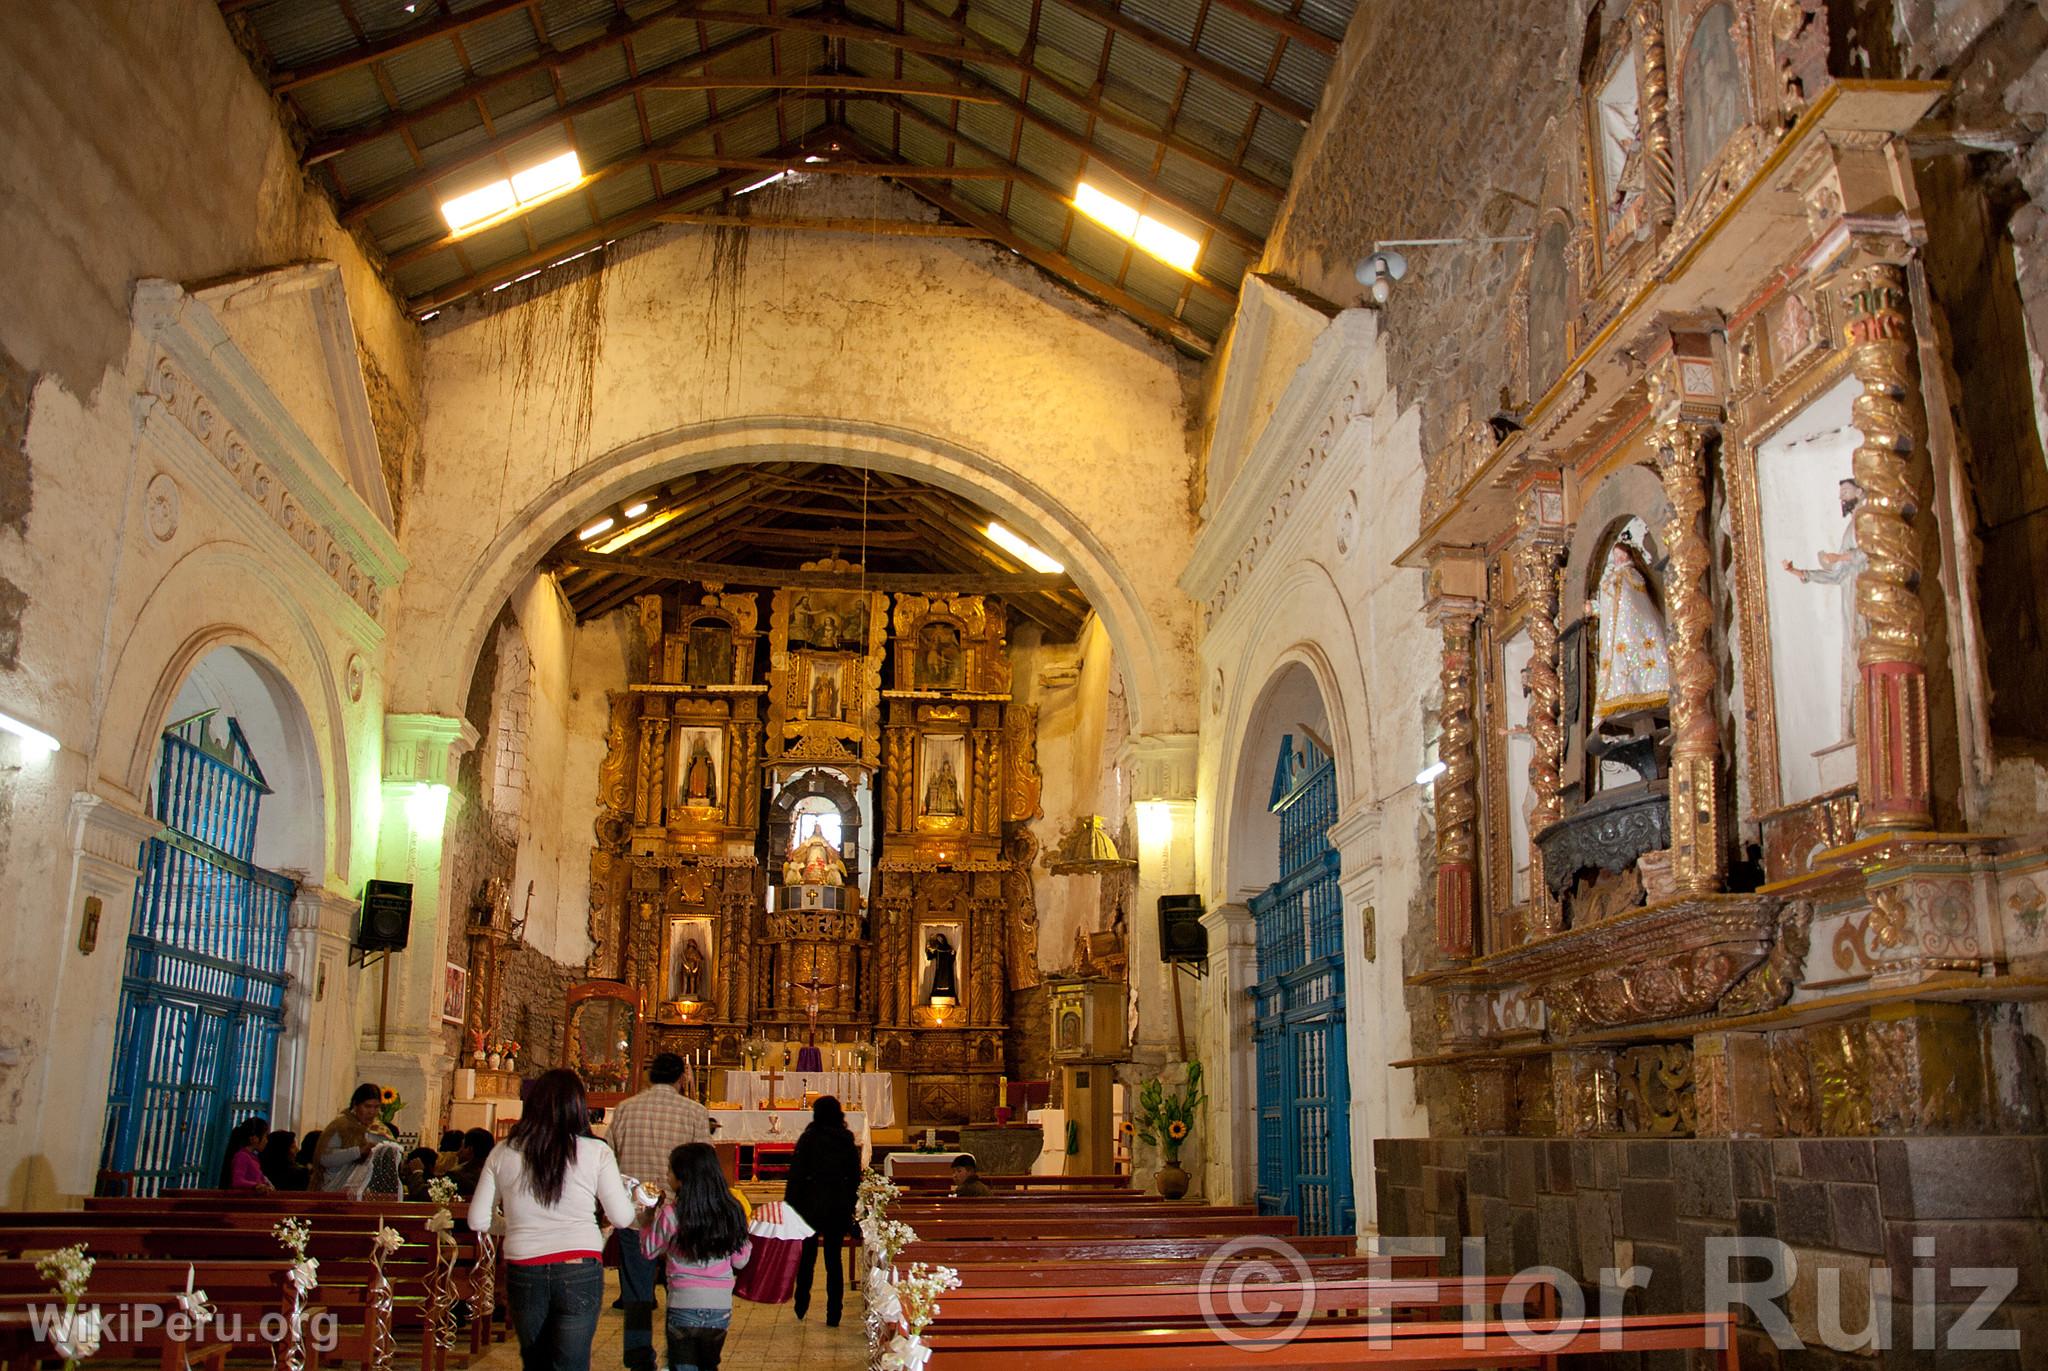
[382,713,479,790]
[1181,309,1380,628]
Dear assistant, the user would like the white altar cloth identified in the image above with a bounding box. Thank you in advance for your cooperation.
[709,1108,870,1166]
[721,1070,896,1127]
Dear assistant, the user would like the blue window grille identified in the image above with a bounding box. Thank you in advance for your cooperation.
[1249,733,1353,1234]
[100,712,295,1194]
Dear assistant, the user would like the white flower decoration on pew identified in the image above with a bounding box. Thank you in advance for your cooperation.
[287,1256,320,1297]
[35,1245,93,1303]
[177,1263,215,1328]
[863,1218,918,1266]
[855,1169,902,1228]
[48,1306,101,1364]
[371,1224,404,1257]
[426,1176,459,1206]
[877,1331,931,1371]
[36,1244,99,1369]
[271,1218,312,1258]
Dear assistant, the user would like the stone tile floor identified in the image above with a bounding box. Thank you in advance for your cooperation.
[472,1263,868,1369]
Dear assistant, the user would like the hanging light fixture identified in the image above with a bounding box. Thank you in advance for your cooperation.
[1043,816,1137,875]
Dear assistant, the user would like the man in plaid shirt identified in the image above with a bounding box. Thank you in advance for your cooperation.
[609,1052,713,1371]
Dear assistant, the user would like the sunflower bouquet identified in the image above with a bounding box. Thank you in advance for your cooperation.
[376,1085,405,1132]
[1131,1060,1205,1164]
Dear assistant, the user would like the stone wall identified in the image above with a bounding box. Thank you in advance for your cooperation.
[1377,1135,2046,1368]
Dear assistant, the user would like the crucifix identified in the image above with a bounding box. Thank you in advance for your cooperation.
[785,972,845,1045]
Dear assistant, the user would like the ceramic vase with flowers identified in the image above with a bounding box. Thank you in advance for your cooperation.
[1132,1060,1205,1199]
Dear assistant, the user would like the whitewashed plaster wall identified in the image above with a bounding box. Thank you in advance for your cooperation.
[0,271,406,1203]
[1183,305,1436,1236]
[386,179,1200,750]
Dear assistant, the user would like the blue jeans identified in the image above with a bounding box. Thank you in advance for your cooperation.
[505,1258,604,1371]
[617,1231,664,1371]
[666,1308,730,1371]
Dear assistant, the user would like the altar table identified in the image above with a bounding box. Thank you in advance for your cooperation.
[721,1069,897,1127]
[709,1107,871,1165]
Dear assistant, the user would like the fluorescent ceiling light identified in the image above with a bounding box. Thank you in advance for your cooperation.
[579,516,616,541]
[441,179,516,232]
[736,170,789,196]
[511,150,581,203]
[441,151,585,233]
[1074,180,1202,274]
[591,507,683,553]
[0,710,58,757]
[1415,760,1448,786]
[623,501,650,519]
[984,522,1063,574]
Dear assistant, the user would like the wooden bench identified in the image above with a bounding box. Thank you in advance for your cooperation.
[903,1234,1356,1264]
[0,1223,469,1371]
[894,1213,1304,1242]
[924,1254,1437,1287]
[0,1301,237,1371]
[921,1311,1740,1369]
[0,1258,318,1368]
[893,1173,1130,1192]
[41,1205,505,1352]
[926,1273,1562,1332]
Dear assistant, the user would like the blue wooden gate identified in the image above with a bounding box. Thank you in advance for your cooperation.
[1250,734,1353,1235]
[100,712,295,1194]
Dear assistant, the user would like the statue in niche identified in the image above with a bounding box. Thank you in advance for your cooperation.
[919,624,963,690]
[1588,532,1671,722]
[782,832,846,887]
[682,737,719,807]
[923,754,963,817]
[1781,478,1867,745]
[925,931,958,1002]
[1595,56,1645,219]
[676,937,705,1000]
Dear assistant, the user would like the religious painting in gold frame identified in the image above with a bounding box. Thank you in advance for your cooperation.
[767,561,886,768]
[889,593,1010,696]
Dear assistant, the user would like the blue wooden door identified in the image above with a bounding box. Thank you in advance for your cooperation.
[101,713,295,1194]
[1249,735,1353,1235]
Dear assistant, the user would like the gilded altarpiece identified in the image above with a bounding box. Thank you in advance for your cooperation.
[586,580,1044,1125]
[1403,8,2048,1144]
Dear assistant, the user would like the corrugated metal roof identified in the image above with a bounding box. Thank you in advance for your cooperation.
[237,0,1356,349]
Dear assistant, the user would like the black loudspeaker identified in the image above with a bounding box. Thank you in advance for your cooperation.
[357,880,414,952]
[1158,894,1207,963]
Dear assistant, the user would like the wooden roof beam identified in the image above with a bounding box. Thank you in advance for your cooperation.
[1049,0,1311,126]
[876,99,1238,301]
[332,14,816,222]
[269,0,536,92]
[895,0,1284,200]
[655,152,1007,178]
[1205,0,1337,55]
[562,551,1071,592]
[876,49,1266,254]
[304,0,720,166]
[642,74,996,100]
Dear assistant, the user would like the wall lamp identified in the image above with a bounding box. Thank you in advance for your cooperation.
[1357,236,1532,305]
[0,710,60,758]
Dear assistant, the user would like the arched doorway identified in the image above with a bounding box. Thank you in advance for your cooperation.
[99,647,322,1194]
[1233,663,1353,1234]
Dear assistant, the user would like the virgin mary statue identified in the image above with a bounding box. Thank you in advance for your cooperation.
[1591,536,1671,721]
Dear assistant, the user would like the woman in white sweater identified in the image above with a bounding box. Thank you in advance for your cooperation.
[469,1069,638,1371]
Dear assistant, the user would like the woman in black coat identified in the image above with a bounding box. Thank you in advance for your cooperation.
[783,1096,861,1326]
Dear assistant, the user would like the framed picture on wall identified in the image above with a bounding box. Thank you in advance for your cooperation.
[441,962,468,1026]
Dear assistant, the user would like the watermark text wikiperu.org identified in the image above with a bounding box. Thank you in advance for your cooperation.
[23,1304,343,1354]
[1195,1234,2024,1354]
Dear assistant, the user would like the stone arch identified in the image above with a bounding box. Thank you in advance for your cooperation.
[96,541,357,882]
[392,416,1180,743]
[1206,558,1373,902]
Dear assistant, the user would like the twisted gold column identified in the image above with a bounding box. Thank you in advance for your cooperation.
[1628,0,1676,228]
[1433,606,1481,958]
[1656,418,1724,893]
[1839,260,1934,830]
[1515,536,1567,934]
